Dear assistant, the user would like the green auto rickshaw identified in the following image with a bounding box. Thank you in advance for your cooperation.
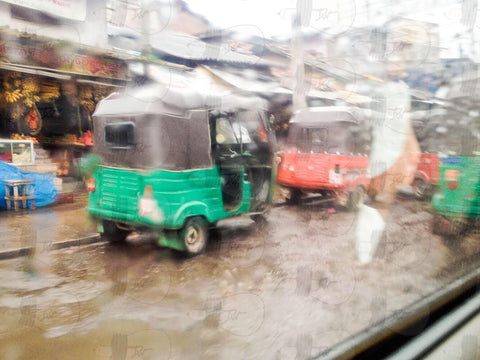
[85,83,277,256]
[431,120,479,236]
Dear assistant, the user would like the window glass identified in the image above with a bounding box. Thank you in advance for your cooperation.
[104,122,135,148]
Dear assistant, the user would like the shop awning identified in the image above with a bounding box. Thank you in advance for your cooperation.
[0,62,126,87]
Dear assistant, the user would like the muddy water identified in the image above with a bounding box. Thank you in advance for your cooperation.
[0,199,479,359]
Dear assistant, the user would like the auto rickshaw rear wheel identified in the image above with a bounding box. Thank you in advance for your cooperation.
[288,188,302,204]
[250,213,267,225]
[102,220,129,243]
[412,178,429,200]
[180,217,208,256]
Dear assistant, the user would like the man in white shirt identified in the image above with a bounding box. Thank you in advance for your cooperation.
[356,60,421,264]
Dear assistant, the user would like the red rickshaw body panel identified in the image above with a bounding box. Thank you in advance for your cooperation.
[277,150,370,192]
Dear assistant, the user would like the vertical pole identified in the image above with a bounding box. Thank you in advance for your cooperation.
[141,0,151,78]
[292,0,307,112]
[13,184,19,211]
[5,184,11,210]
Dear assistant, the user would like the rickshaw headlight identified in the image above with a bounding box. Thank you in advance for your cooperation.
[288,166,295,171]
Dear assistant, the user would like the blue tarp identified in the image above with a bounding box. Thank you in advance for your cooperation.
[0,160,57,209]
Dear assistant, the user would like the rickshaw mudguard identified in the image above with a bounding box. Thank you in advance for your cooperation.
[414,170,430,183]
[171,201,214,227]
[158,231,186,251]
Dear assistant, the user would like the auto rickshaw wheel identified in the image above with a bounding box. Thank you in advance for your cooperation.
[288,188,302,204]
[412,178,428,200]
[180,217,208,256]
[250,213,267,225]
[102,220,129,243]
[347,187,365,212]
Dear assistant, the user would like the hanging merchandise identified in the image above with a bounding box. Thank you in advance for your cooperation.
[2,72,43,135]
[39,79,61,103]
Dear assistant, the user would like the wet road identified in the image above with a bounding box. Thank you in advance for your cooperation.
[1,197,479,360]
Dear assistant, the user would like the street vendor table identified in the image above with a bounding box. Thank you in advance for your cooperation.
[4,179,35,211]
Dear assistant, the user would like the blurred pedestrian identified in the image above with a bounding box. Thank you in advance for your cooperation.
[356,59,421,264]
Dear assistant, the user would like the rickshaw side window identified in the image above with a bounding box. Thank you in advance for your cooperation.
[105,122,136,149]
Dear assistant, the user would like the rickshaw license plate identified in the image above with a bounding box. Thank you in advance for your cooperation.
[329,170,343,184]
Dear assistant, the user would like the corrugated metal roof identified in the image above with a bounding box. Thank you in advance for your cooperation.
[204,65,291,96]
[143,30,280,66]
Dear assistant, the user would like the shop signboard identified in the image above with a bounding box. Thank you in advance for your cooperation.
[0,36,128,80]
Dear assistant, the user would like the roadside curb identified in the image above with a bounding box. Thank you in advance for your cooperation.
[0,233,104,261]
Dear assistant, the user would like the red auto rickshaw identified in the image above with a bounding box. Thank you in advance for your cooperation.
[412,153,440,199]
[277,107,370,210]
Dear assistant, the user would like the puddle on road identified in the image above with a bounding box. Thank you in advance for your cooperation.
[0,319,173,360]
[0,220,285,359]
[0,202,97,252]
[1,202,471,359]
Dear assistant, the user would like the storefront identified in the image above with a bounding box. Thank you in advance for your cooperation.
[0,30,128,177]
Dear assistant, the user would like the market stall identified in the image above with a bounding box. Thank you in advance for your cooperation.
[0,30,128,178]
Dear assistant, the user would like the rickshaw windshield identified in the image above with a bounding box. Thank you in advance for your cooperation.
[214,110,270,146]
[289,122,361,155]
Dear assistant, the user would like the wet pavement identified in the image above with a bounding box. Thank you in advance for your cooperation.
[0,193,480,359]
[0,188,99,258]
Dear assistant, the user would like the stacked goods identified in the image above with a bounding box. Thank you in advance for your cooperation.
[55,150,71,176]
[12,150,32,163]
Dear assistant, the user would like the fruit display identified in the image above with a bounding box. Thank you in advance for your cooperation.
[5,88,21,103]
[3,73,40,107]
[10,133,39,143]
[1,73,106,149]
[79,84,114,112]
[2,73,43,135]
[25,107,40,130]
[79,85,96,113]
[22,76,40,108]
[39,79,61,102]
[78,130,94,146]
[53,134,80,145]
